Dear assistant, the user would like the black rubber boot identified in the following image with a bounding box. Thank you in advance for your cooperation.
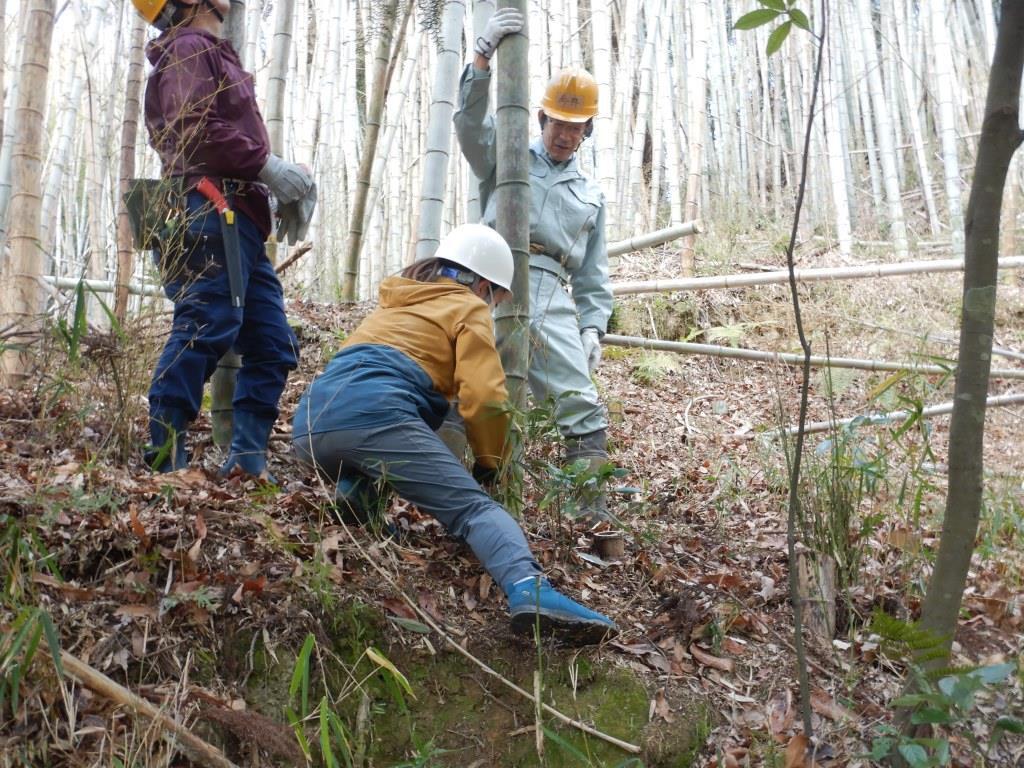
[219,410,277,482]
[146,408,190,473]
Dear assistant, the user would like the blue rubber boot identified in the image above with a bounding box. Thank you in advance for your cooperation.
[506,576,617,645]
[219,410,277,482]
[334,469,394,535]
[146,408,190,473]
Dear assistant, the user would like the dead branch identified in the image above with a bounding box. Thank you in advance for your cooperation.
[57,651,241,768]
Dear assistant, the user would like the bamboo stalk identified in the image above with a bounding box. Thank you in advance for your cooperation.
[602,334,1024,380]
[778,392,1024,437]
[611,256,1024,295]
[607,220,702,258]
[43,275,164,298]
[0,0,55,382]
[58,651,241,768]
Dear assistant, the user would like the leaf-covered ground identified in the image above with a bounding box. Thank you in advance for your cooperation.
[1,241,1022,766]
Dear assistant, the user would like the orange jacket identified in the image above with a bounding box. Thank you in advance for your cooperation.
[343,276,510,468]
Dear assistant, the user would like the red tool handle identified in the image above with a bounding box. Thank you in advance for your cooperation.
[195,177,230,215]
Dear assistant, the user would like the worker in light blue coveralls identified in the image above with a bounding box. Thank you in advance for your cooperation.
[132,0,316,479]
[291,225,616,644]
[454,8,614,523]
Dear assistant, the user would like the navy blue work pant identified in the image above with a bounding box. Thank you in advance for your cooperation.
[149,191,299,421]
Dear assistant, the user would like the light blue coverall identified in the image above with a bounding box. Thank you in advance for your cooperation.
[453,64,611,439]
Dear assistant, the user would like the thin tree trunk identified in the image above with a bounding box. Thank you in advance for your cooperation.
[114,13,147,321]
[0,0,55,383]
[916,0,1024,668]
[340,0,410,301]
[494,0,530,410]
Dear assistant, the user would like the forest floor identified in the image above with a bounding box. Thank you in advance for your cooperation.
[1,233,1023,767]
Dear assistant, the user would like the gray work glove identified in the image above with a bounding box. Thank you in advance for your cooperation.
[276,182,317,245]
[581,327,601,374]
[474,8,525,60]
[258,153,313,204]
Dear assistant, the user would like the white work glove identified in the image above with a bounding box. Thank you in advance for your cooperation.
[474,8,525,60]
[276,182,317,245]
[258,153,313,204]
[581,327,601,374]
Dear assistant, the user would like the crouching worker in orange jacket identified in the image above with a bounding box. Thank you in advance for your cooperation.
[291,225,616,644]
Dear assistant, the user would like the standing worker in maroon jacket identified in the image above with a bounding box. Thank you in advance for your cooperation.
[131,0,315,479]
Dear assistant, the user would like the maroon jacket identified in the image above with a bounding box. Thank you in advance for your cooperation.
[144,27,272,238]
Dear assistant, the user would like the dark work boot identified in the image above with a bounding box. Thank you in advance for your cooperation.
[219,410,277,483]
[564,429,613,524]
[146,408,190,473]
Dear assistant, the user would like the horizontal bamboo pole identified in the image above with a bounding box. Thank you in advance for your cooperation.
[610,256,1024,295]
[779,392,1024,437]
[602,334,1024,380]
[607,220,703,258]
[43,275,164,299]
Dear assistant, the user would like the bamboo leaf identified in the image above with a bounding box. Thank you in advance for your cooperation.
[365,646,415,699]
[386,615,431,634]
[39,612,64,679]
[759,0,787,10]
[789,8,811,31]
[766,21,792,55]
[85,284,128,343]
[320,698,337,768]
[289,633,316,715]
[734,9,780,30]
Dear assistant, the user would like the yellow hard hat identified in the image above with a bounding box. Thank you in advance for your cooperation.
[130,0,180,29]
[540,67,599,123]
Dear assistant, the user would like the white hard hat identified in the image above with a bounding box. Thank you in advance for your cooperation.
[434,224,514,293]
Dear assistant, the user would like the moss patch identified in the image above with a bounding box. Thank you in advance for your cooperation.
[206,600,709,767]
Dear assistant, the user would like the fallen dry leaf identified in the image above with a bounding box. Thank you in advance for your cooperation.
[651,687,675,723]
[381,597,417,621]
[784,733,808,768]
[810,688,855,722]
[768,689,795,741]
[128,505,151,549]
[417,589,444,624]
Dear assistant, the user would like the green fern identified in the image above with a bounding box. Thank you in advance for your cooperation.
[869,610,949,669]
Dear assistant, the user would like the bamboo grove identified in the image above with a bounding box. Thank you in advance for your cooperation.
[0,0,1018,321]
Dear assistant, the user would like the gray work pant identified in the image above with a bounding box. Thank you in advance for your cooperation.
[496,267,608,438]
[292,420,540,594]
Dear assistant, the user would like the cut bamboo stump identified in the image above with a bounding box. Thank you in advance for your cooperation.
[795,551,837,641]
[593,531,626,561]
